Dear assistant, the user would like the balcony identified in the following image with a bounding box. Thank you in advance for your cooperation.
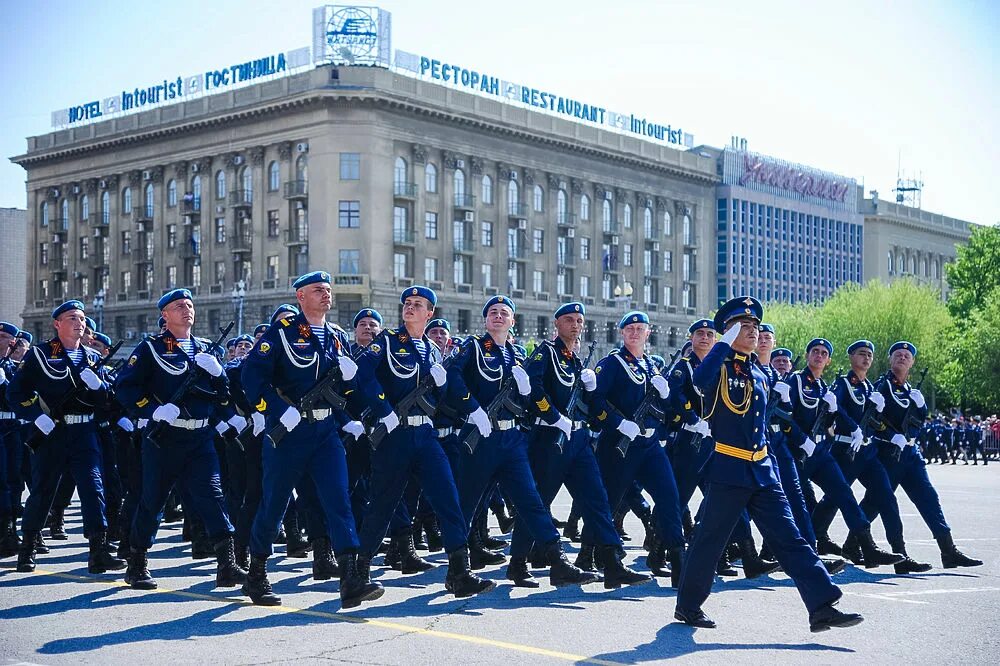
[230,233,253,254]
[507,202,527,219]
[393,181,418,199]
[180,238,201,260]
[557,213,577,227]
[283,180,308,200]
[453,237,475,253]
[284,227,309,246]
[132,206,153,223]
[557,250,576,267]
[229,189,253,209]
[134,246,153,264]
[181,195,201,216]
[508,245,526,260]
[644,225,660,240]
[601,221,620,236]
[393,228,415,245]
[89,212,110,233]
[454,192,476,210]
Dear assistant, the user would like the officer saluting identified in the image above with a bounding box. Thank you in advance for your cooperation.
[114,288,245,590]
[674,296,863,632]
[8,301,124,575]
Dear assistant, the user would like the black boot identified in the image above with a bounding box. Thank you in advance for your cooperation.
[16,531,37,572]
[574,543,600,573]
[681,510,695,543]
[242,555,281,606]
[124,548,157,589]
[822,557,847,575]
[46,508,68,540]
[809,602,864,632]
[384,536,402,570]
[674,607,716,628]
[716,547,738,577]
[394,533,433,574]
[637,507,657,553]
[528,543,548,569]
[599,545,652,589]
[117,530,131,561]
[412,517,429,551]
[283,517,312,559]
[645,538,671,578]
[88,532,127,574]
[273,524,287,545]
[0,517,19,558]
[493,505,515,534]
[312,537,340,580]
[739,539,780,579]
[816,533,843,557]
[854,527,905,568]
[446,546,496,597]
[547,542,599,587]
[339,553,385,608]
[613,509,630,541]
[235,541,250,573]
[937,532,983,568]
[505,556,540,588]
[668,546,685,589]
[424,515,443,552]
[214,536,247,587]
[562,516,581,543]
[34,532,49,554]
[469,524,505,570]
[479,512,507,550]
[891,543,932,574]
[191,522,213,560]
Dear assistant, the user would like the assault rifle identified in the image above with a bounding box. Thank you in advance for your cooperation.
[267,341,352,448]
[459,373,523,455]
[889,367,929,462]
[365,353,457,450]
[146,321,234,448]
[551,339,597,454]
[615,373,665,458]
[850,372,890,462]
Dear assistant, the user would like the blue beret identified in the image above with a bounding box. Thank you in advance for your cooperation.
[52,300,85,320]
[759,323,775,334]
[807,338,833,356]
[157,316,166,329]
[688,318,715,334]
[619,311,650,328]
[889,341,917,357]
[253,323,269,336]
[225,338,237,349]
[772,348,792,359]
[554,302,585,319]
[713,296,763,332]
[85,317,97,331]
[16,331,32,343]
[236,334,254,345]
[482,295,515,318]
[353,308,383,328]
[0,322,19,337]
[93,332,112,348]
[848,340,875,355]
[157,288,193,310]
[401,285,437,307]
[425,318,450,333]
[271,304,299,324]
[292,271,331,289]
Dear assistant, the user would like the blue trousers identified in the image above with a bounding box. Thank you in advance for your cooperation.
[771,433,816,545]
[23,422,107,536]
[800,441,869,534]
[510,427,618,558]
[813,441,903,546]
[0,425,18,517]
[860,442,950,540]
[677,480,841,615]
[358,424,466,556]
[131,426,233,549]
[251,418,358,557]
[586,434,684,549]
[668,430,714,508]
[456,427,558,547]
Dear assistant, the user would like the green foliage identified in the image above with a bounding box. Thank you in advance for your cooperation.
[946,225,1000,324]
[940,290,1000,414]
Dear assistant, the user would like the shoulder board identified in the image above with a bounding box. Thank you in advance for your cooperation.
[279,317,294,327]
[331,322,346,332]
[383,328,396,336]
[609,348,621,356]
[195,337,211,345]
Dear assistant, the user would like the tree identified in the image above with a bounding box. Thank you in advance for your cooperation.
[945,225,1000,324]
[940,289,1000,413]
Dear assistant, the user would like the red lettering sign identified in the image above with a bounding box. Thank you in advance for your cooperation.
[739,154,848,203]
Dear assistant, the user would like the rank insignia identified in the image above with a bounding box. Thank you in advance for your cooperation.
[128,355,137,366]
[299,324,311,338]
[370,343,381,353]
[258,342,271,355]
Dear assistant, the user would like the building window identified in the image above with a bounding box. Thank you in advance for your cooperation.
[122,187,132,214]
[340,153,360,180]
[683,252,691,281]
[121,230,131,255]
[268,161,280,191]
[457,309,470,334]
[623,203,632,229]
[79,237,89,260]
[40,201,49,227]
[664,250,673,273]
[215,171,226,199]
[167,265,177,289]
[215,261,225,283]
[481,175,493,204]
[120,271,130,293]
[580,195,590,220]
[481,221,493,247]
[643,207,653,236]
[165,180,175,207]
[295,155,308,181]
[556,271,567,296]
[482,262,493,288]
[339,200,360,228]
[602,275,611,300]
[393,252,408,279]
[533,185,544,212]
[191,176,201,202]
[39,243,48,265]
[425,212,438,239]
[507,179,519,214]
[393,157,408,187]
[533,228,544,253]
[454,169,466,199]
[392,206,408,241]
[533,270,544,293]
[335,249,357,275]
[580,237,590,261]
[267,210,279,237]
[191,263,201,288]
[425,257,439,281]
[453,256,469,285]
[556,190,568,224]
[167,224,177,249]
[215,217,226,243]
[425,163,438,193]
[664,285,673,305]
[623,243,632,267]
[683,214,692,244]
[602,200,612,231]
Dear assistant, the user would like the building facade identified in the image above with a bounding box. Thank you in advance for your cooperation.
[0,208,28,323]
[12,64,717,350]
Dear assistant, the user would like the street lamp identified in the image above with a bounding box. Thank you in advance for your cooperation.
[231,279,247,335]
[92,288,106,332]
[613,281,634,309]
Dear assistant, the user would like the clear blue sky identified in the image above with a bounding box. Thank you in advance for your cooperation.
[1,0,997,224]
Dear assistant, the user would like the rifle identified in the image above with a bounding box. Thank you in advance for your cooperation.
[24,340,124,453]
[267,342,351,448]
[851,372,890,461]
[550,339,597,454]
[365,353,457,450]
[460,374,519,455]
[614,373,664,458]
[889,367,929,462]
[809,370,843,444]
[146,322,234,447]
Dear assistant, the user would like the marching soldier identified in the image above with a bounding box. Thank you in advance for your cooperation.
[0,322,22,557]
[675,296,863,632]
[353,308,382,350]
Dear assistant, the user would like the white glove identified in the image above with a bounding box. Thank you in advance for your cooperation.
[342,420,365,439]
[683,418,711,438]
[801,437,817,458]
[891,433,908,450]
[429,362,447,387]
[117,417,134,432]
[251,412,266,436]
[194,352,223,377]
[549,413,573,438]
[338,355,358,381]
[137,418,149,429]
[651,374,670,399]
[215,421,230,435]
[280,405,302,432]
[511,365,531,396]
[34,413,56,435]
[869,392,886,413]
[380,410,400,434]
[774,381,791,403]
[0,367,7,385]
[79,367,103,390]
[580,368,597,391]
[468,407,493,438]
[908,388,925,408]
[851,427,863,452]
[617,419,641,441]
[228,414,247,432]
[152,403,180,424]
[719,321,741,346]
[822,391,838,413]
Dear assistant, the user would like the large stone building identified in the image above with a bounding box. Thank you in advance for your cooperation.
[12,64,717,350]
[0,208,28,323]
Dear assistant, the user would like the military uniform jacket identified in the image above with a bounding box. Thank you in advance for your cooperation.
[7,339,110,422]
[871,373,928,442]
[225,356,252,417]
[524,337,592,425]
[831,371,875,436]
[114,330,231,422]
[356,327,440,421]
[667,354,706,431]
[693,341,779,488]
[590,347,667,433]
[444,334,524,421]
[780,367,846,450]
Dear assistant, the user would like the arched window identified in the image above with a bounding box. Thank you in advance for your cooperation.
[80,195,89,222]
[425,163,438,193]
[144,182,154,215]
[394,157,407,186]
[453,168,465,196]
[191,175,202,201]
[682,214,692,244]
[101,191,109,214]
[60,198,68,223]
[122,187,132,214]
[215,171,226,199]
[921,258,928,277]
[931,258,938,279]
[533,185,544,212]
[40,201,49,227]
[240,166,253,195]
[580,194,590,220]
[268,161,280,192]
[909,255,916,274]
[295,155,308,181]
[507,178,519,214]
[663,210,672,236]
[643,207,653,236]
[167,179,177,207]
[897,253,904,274]
[557,189,567,223]
[623,203,632,228]
[887,252,894,275]
[602,200,612,231]
[481,175,493,204]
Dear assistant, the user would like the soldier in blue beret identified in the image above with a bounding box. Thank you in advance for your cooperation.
[0,322,22,556]
[253,323,269,339]
[676,296,863,632]
[8,300,125,575]
[856,341,982,570]
[114,288,245,591]
[352,309,382,353]
[233,335,254,359]
[270,303,299,325]
[225,338,238,362]
[771,347,793,376]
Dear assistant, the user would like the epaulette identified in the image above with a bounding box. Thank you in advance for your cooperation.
[278,317,294,328]
[195,337,211,345]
